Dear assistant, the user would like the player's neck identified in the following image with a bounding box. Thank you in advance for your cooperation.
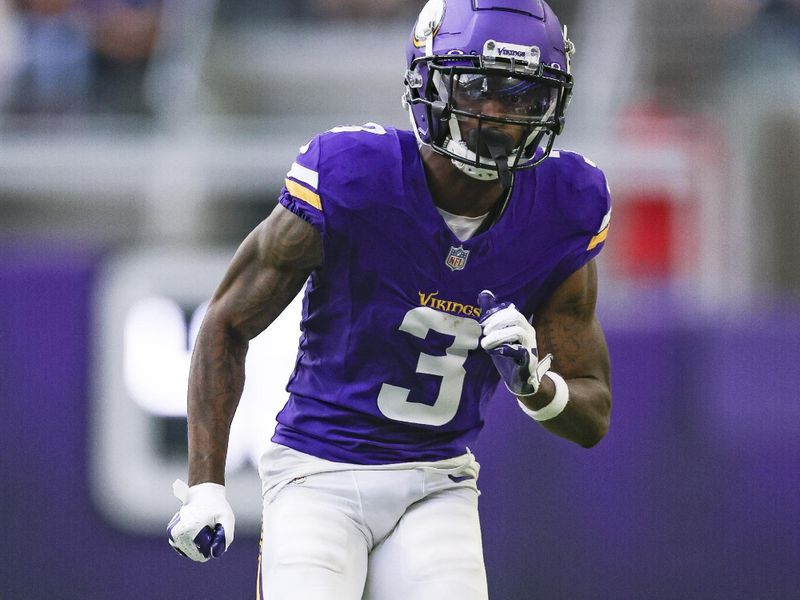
[420,146,507,218]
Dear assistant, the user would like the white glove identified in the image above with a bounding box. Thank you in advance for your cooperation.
[478,290,553,396]
[167,479,235,562]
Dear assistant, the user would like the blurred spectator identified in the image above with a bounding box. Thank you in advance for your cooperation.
[215,0,418,23]
[0,0,23,107]
[87,0,162,114]
[3,0,161,116]
[307,0,417,20]
[716,0,800,63]
[715,0,800,294]
[752,0,800,50]
[5,0,90,114]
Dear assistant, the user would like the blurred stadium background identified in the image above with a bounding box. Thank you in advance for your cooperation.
[1,1,799,598]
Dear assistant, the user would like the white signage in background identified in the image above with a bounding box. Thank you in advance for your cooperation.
[91,247,303,534]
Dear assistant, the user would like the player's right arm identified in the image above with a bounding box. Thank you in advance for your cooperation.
[187,204,323,486]
[168,199,322,562]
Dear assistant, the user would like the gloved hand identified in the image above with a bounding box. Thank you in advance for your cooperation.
[167,479,235,562]
[477,290,553,396]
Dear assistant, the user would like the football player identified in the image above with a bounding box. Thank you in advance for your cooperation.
[168,1,612,598]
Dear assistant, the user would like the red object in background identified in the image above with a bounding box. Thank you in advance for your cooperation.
[614,192,674,278]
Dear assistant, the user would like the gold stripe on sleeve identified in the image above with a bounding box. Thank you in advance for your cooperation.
[285,178,322,211]
[587,226,609,251]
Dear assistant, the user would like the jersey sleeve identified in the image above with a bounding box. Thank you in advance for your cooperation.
[277,124,401,256]
[278,135,326,237]
[580,162,612,261]
[545,151,612,285]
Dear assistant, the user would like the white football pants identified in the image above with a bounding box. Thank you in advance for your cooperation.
[257,443,488,600]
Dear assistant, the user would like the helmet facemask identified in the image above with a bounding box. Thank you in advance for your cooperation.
[404,28,575,188]
[442,69,563,187]
[403,9,574,186]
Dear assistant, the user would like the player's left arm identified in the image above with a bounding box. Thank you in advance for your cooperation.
[527,259,611,447]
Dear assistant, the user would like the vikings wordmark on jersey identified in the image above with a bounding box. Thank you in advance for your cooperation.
[417,290,482,318]
[274,125,610,465]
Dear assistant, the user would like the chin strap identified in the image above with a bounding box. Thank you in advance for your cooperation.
[483,136,513,190]
[474,128,514,190]
[447,127,516,189]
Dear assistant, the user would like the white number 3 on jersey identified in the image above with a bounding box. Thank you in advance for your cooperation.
[377,307,481,426]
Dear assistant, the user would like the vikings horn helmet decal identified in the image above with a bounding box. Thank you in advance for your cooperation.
[403,0,575,187]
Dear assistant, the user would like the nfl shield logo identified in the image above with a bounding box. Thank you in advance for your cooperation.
[445,245,470,271]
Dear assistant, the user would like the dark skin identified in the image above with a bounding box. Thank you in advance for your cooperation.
[187,131,612,486]
[421,145,505,217]
[187,208,323,485]
[529,260,611,448]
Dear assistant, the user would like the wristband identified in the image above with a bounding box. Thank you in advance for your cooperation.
[516,371,570,422]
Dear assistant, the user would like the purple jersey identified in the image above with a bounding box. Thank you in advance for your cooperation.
[272,123,611,464]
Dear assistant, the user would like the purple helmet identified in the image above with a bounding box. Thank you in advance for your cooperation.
[403,0,575,185]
